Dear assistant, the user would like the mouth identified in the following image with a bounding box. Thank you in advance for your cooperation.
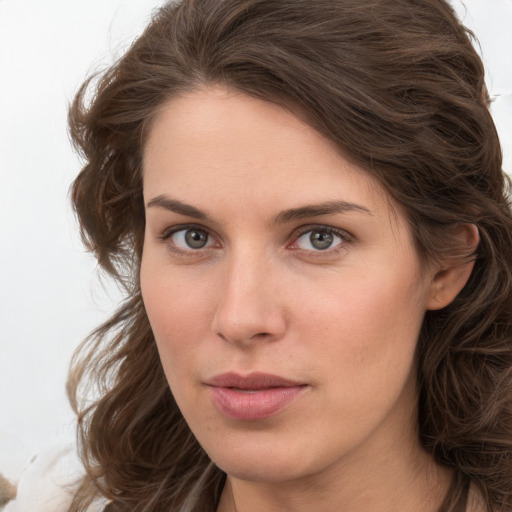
[205,372,308,421]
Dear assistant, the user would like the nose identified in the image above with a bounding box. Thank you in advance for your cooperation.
[210,252,287,347]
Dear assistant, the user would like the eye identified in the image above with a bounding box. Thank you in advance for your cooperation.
[168,227,216,250]
[293,227,346,251]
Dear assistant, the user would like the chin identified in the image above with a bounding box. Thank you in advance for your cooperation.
[214,456,306,483]
[201,434,323,484]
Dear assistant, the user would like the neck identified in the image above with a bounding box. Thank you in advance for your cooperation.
[217,433,453,512]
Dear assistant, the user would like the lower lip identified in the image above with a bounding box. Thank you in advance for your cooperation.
[208,385,306,420]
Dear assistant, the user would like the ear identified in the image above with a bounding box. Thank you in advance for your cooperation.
[427,224,479,311]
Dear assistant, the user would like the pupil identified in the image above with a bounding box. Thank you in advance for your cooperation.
[310,230,333,250]
[185,229,208,248]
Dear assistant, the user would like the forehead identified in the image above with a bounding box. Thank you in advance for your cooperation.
[142,86,395,222]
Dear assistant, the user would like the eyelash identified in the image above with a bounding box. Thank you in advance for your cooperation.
[158,223,353,256]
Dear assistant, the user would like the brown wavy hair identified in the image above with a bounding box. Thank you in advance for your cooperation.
[67,1,512,511]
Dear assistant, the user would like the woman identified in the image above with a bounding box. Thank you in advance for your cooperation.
[11,0,512,510]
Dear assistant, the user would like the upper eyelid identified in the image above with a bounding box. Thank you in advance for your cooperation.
[160,223,214,240]
[291,224,352,240]
[159,222,350,235]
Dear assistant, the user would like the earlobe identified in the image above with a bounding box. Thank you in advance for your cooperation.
[427,224,479,311]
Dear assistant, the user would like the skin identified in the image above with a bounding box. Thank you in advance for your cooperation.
[140,86,476,512]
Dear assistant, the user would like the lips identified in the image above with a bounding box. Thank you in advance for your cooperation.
[205,372,307,420]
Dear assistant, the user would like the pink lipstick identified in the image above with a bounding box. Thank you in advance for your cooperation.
[205,372,307,420]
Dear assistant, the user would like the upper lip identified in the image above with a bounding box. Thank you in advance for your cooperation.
[205,372,305,390]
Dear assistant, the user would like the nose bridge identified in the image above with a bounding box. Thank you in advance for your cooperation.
[211,244,285,345]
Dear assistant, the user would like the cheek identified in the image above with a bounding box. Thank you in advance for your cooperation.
[298,266,427,392]
[142,246,209,324]
[140,256,216,380]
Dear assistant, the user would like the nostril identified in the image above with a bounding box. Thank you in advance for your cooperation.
[212,317,281,346]
[253,332,271,338]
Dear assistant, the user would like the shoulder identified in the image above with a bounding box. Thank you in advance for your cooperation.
[3,445,108,512]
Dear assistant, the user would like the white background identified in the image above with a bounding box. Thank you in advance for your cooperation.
[1,0,511,480]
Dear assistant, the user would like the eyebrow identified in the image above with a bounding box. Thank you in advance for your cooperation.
[272,200,373,224]
[146,195,372,223]
[146,195,209,219]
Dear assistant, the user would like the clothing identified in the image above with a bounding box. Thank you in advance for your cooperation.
[466,485,486,512]
[3,445,107,512]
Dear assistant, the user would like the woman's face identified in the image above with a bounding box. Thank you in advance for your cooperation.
[141,86,437,484]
